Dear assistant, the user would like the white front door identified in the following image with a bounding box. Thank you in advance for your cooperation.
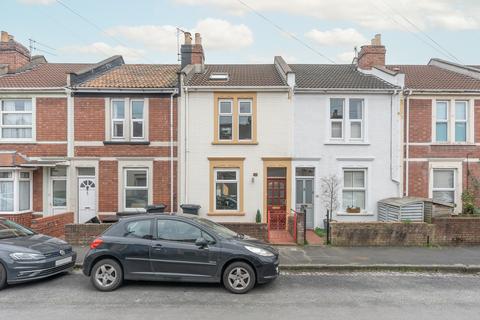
[78,177,96,223]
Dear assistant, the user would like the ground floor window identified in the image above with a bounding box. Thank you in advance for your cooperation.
[432,169,456,204]
[215,168,239,211]
[342,168,367,211]
[124,168,149,210]
[0,170,32,212]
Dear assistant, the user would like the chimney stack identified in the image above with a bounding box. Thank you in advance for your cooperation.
[357,34,386,70]
[0,31,31,73]
[180,31,205,71]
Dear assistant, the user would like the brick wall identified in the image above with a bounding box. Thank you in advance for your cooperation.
[30,212,74,238]
[153,160,177,212]
[33,167,43,212]
[75,145,174,157]
[74,97,105,141]
[0,212,33,227]
[330,222,434,246]
[149,97,177,141]
[408,99,432,143]
[433,217,480,245]
[407,161,429,198]
[221,223,268,242]
[36,98,67,141]
[65,223,113,245]
[99,161,118,213]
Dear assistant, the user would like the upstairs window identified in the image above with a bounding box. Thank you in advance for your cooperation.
[109,98,147,142]
[0,99,33,140]
[218,100,233,141]
[434,100,470,143]
[214,94,256,144]
[329,98,365,141]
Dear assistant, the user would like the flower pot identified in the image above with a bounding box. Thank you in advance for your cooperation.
[346,207,361,213]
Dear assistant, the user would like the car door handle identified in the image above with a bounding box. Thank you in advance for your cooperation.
[152,244,163,250]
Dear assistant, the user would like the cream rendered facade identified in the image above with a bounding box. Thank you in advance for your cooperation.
[178,89,293,223]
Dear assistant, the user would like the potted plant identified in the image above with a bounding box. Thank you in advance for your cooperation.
[255,209,262,223]
[346,206,361,213]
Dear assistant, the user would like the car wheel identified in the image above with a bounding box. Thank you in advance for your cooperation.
[223,262,256,294]
[0,262,6,290]
[90,259,123,292]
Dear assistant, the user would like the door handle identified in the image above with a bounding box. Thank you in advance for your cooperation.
[152,243,163,250]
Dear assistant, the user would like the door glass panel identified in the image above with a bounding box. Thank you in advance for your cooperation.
[51,167,67,177]
[295,167,314,177]
[53,180,67,207]
[305,180,313,204]
[157,220,202,242]
[296,180,303,204]
[267,168,286,177]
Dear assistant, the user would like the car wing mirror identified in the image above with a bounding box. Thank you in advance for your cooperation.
[195,237,208,248]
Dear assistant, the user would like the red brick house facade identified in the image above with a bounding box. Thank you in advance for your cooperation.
[0,32,179,223]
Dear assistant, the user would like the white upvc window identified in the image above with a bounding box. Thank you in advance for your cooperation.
[214,168,239,211]
[329,98,365,141]
[109,98,147,141]
[432,169,456,204]
[218,99,233,141]
[0,99,33,140]
[342,168,367,211]
[124,168,149,211]
[0,170,32,213]
[131,100,145,139]
[111,100,126,139]
[434,100,471,143]
[238,99,253,141]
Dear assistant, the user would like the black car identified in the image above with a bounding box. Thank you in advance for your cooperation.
[83,214,279,294]
[0,218,76,290]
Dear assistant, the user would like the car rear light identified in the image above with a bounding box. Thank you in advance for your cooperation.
[90,238,104,249]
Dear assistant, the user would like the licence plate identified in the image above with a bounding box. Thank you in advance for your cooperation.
[55,256,72,267]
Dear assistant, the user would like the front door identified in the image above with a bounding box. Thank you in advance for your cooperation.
[150,218,219,279]
[296,178,314,229]
[78,177,96,223]
[267,167,287,230]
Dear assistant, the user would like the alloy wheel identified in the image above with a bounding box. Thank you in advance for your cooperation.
[227,267,251,290]
[94,264,117,288]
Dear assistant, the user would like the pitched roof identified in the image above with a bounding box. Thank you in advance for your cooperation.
[290,64,396,89]
[186,64,287,87]
[0,63,92,88]
[77,64,179,88]
[387,65,480,91]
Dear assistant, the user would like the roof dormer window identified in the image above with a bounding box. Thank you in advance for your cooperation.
[209,72,229,81]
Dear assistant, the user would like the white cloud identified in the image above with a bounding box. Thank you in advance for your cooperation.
[173,0,480,31]
[306,28,367,47]
[17,0,55,4]
[61,42,145,62]
[105,18,253,52]
[336,51,356,64]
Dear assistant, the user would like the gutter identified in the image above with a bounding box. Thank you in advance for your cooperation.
[186,86,290,92]
[70,87,178,94]
[169,91,175,213]
[404,90,412,196]
[294,88,399,93]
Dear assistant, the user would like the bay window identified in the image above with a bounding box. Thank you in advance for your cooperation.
[0,99,33,140]
[0,170,32,213]
[124,168,149,210]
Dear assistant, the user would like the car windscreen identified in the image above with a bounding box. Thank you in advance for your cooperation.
[196,218,238,238]
[0,220,35,239]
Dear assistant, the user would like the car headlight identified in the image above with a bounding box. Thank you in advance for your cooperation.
[9,252,45,261]
[244,245,274,257]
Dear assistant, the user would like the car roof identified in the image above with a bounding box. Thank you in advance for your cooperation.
[119,213,199,222]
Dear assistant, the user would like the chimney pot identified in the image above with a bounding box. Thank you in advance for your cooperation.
[194,33,202,45]
[1,31,9,43]
[184,32,192,45]
[371,34,381,46]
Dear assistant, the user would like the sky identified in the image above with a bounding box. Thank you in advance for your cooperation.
[2,0,480,65]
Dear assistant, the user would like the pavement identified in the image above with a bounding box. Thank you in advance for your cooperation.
[1,270,480,319]
[73,244,480,272]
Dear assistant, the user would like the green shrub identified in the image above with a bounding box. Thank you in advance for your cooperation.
[462,190,476,215]
[255,209,262,223]
[314,227,325,237]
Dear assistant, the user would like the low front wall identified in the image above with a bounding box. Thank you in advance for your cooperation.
[65,222,268,245]
[220,223,268,242]
[31,212,74,239]
[0,212,34,227]
[432,217,480,245]
[330,221,434,246]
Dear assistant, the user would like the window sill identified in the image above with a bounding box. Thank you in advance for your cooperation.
[208,211,245,216]
[324,141,370,146]
[336,212,374,216]
[430,143,475,146]
[0,141,36,144]
[103,141,150,145]
[212,141,258,145]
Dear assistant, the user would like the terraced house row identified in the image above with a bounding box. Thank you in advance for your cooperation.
[0,30,479,236]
